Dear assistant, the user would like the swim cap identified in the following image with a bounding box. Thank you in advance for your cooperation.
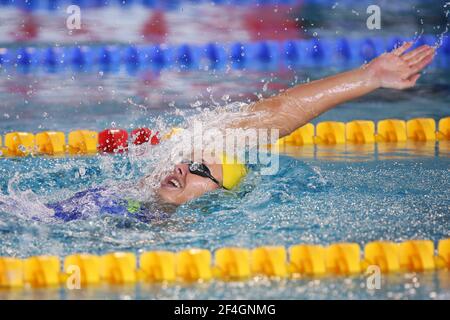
[220,153,248,190]
[162,127,248,189]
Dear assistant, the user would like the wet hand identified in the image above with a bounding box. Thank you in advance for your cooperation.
[366,42,436,90]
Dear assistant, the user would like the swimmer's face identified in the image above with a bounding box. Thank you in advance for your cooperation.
[157,161,223,205]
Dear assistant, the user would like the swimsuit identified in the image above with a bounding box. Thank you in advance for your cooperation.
[46,188,168,222]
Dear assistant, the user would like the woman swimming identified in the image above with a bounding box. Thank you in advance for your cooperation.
[48,41,436,220]
[154,42,436,204]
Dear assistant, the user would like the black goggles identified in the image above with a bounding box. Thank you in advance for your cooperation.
[181,160,223,188]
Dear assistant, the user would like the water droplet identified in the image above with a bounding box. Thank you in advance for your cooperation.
[190,101,202,108]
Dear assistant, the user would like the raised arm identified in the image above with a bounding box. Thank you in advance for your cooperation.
[232,42,435,138]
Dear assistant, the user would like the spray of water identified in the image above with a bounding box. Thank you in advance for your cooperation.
[0,173,54,222]
[413,2,450,49]
[435,2,450,47]
[122,100,270,202]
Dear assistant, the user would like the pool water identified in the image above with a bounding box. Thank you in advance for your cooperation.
[1,61,449,300]
[0,147,449,299]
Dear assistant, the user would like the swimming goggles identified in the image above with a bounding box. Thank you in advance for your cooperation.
[182,160,224,189]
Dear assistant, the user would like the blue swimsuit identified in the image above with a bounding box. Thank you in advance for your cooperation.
[46,188,168,222]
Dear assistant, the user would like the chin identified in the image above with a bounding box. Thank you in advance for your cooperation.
[156,189,181,206]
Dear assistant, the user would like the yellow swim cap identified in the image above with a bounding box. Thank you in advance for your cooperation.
[162,128,248,189]
[220,153,248,190]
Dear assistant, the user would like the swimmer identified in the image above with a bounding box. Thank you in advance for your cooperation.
[47,42,435,220]
[156,42,436,205]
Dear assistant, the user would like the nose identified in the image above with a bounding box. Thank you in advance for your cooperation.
[174,163,188,178]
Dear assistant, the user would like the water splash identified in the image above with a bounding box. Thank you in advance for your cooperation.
[123,100,263,202]
[435,2,450,48]
[0,173,54,222]
[413,2,450,49]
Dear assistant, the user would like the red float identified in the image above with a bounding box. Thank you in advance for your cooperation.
[150,132,160,145]
[98,129,129,153]
[131,128,160,145]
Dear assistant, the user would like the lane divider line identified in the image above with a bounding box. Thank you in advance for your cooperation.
[1,238,449,288]
[1,117,448,157]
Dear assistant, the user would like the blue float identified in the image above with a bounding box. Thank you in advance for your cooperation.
[18,0,39,11]
[230,42,246,68]
[93,0,109,8]
[16,47,33,66]
[148,45,167,69]
[71,0,86,8]
[443,36,450,55]
[255,41,272,63]
[205,43,220,64]
[98,47,113,66]
[176,44,195,70]
[336,38,351,60]
[0,35,445,74]
[47,0,60,11]
[387,36,404,52]
[124,46,140,66]
[71,46,87,67]
[360,38,377,62]
[142,0,157,7]
[0,48,9,65]
[43,47,58,67]
[310,39,324,62]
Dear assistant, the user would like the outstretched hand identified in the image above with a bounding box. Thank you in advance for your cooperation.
[366,41,436,90]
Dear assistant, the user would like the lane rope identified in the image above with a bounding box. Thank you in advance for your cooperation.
[1,117,449,157]
[1,238,449,288]
[1,35,447,73]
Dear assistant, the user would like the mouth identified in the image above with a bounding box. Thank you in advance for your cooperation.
[161,174,183,190]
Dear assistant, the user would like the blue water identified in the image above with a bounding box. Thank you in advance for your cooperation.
[0,146,449,299]
[1,67,450,299]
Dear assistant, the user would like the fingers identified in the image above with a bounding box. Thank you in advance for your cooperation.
[402,45,432,62]
[404,46,435,69]
[392,41,413,56]
[397,74,421,90]
[411,51,434,72]
[404,50,435,77]
[403,74,421,89]
[388,41,435,90]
